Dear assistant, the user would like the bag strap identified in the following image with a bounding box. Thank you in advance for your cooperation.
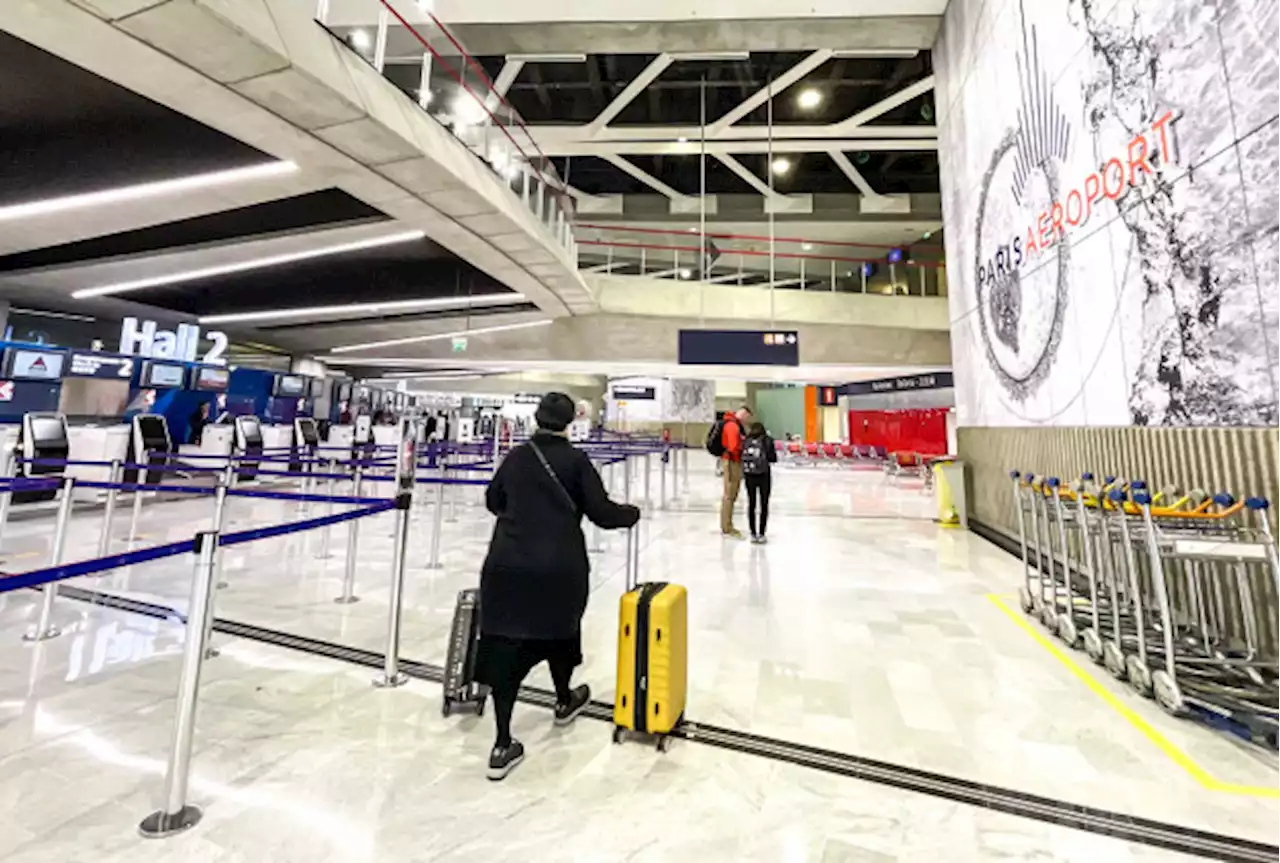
[529,441,578,515]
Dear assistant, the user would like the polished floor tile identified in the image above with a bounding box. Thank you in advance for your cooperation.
[0,458,1275,860]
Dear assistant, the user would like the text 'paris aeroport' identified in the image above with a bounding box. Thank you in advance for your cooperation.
[977,110,1177,288]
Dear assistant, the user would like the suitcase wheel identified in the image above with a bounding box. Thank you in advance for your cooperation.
[657,735,672,753]
[441,698,452,718]
[612,726,624,744]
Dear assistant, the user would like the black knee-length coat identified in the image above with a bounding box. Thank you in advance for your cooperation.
[480,432,640,640]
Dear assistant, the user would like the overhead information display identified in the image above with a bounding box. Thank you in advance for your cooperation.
[677,330,799,366]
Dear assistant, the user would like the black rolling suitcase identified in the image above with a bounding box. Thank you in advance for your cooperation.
[442,588,488,717]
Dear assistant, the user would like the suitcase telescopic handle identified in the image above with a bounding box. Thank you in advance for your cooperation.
[625,525,639,592]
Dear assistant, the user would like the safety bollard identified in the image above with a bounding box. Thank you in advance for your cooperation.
[0,447,15,553]
[138,530,218,839]
[129,449,151,543]
[315,459,336,559]
[374,492,413,688]
[98,459,122,558]
[427,476,445,569]
[24,476,75,642]
[334,467,364,604]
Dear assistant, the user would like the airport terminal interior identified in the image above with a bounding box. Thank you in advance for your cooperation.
[0,0,1277,861]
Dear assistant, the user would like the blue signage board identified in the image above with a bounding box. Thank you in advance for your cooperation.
[678,329,799,366]
[67,351,135,380]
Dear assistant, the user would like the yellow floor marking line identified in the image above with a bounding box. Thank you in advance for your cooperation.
[987,594,1278,799]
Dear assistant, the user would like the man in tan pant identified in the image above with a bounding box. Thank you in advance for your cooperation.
[718,406,751,537]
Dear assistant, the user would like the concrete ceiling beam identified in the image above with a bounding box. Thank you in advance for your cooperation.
[599,154,690,200]
[713,154,783,200]
[828,150,882,199]
[584,53,674,136]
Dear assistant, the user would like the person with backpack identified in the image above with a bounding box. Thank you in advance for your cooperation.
[476,392,640,780]
[706,405,752,538]
[741,422,778,543]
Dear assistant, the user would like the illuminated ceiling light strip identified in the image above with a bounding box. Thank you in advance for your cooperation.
[9,307,96,322]
[330,318,552,354]
[198,292,524,324]
[72,230,426,299]
[0,161,297,224]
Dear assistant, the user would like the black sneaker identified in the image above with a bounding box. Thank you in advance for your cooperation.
[554,684,591,726]
[487,740,524,781]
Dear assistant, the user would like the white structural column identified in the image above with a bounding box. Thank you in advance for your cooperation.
[836,75,936,129]
[600,153,689,200]
[706,50,833,136]
[828,150,882,198]
[585,54,674,135]
[714,154,783,200]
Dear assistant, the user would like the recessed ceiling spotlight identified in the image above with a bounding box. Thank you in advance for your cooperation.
[351,29,372,50]
[770,157,792,176]
[797,88,823,110]
[679,268,692,279]
[801,242,813,251]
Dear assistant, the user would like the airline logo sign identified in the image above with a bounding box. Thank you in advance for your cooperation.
[5,349,65,380]
[0,381,13,402]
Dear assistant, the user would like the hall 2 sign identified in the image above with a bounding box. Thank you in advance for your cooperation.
[118,317,228,366]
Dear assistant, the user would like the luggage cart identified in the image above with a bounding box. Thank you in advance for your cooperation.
[1126,491,1278,741]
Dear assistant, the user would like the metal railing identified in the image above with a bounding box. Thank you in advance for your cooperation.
[575,224,946,296]
[314,0,577,257]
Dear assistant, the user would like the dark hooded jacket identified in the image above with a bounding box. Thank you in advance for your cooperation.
[480,431,640,639]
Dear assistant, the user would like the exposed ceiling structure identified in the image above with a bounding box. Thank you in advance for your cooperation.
[0,31,529,358]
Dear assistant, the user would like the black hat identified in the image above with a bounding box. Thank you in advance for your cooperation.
[535,392,575,432]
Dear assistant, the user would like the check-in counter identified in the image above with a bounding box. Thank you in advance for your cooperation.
[372,425,398,448]
[67,424,130,500]
[262,424,293,455]
[177,424,233,471]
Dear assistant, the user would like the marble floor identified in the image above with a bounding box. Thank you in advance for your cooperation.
[0,457,1275,861]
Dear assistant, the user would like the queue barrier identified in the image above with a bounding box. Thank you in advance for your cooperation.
[1,429,686,838]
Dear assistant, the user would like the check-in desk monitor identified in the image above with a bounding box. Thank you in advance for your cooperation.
[295,417,319,448]
[127,413,172,485]
[18,412,69,503]
[234,415,264,481]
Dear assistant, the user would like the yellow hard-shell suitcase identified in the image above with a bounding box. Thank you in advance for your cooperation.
[613,580,687,749]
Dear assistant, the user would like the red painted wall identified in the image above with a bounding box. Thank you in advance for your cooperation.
[847,408,949,455]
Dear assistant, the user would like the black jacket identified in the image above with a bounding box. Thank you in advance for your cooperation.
[480,432,640,640]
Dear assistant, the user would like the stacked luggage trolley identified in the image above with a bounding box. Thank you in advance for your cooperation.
[1009,470,1279,747]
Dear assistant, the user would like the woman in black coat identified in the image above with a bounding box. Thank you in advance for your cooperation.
[477,392,640,780]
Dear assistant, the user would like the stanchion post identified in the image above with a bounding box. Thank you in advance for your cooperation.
[445,460,457,523]
[138,530,218,839]
[375,418,418,686]
[0,446,15,552]
[623,456,632,502]
[682,447,690,492]
[427,477,445,569]
[129,449,151,542]
[24,476,75,642]
[334,466,364,604]
[644,452,652,506]
[316,458,336,559]
[660,449,667,510]
[203,480,229,653]
[98,458,122,557]
[374,492,412,688]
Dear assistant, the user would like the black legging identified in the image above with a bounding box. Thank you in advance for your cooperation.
[745,472,772,536]
[492,654,575,748]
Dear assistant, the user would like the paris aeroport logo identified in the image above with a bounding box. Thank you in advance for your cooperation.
[971,8,1176,402]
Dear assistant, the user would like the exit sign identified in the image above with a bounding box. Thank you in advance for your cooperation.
[451,336,468,353]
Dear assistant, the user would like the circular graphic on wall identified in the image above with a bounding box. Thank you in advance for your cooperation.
[972,133,1070,403]
[970,2,1073,406]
